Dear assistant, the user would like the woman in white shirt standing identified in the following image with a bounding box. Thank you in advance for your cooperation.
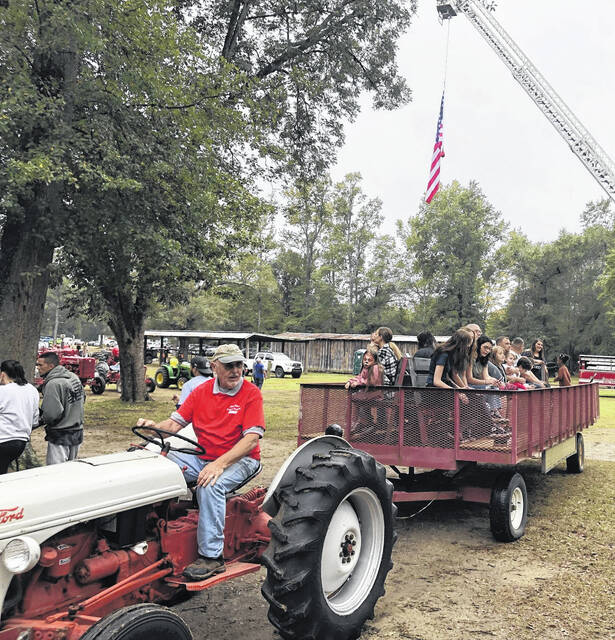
[0,360,40,474]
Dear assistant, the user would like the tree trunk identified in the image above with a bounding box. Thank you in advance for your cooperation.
[108,312,147,403]
[0,206,55,379]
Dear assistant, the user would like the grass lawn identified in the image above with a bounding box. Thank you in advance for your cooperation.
[76,371,348,446]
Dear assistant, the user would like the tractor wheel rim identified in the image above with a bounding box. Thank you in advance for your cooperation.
[155,373,164,384]
[510,486,524,530]
[320,487,385,615]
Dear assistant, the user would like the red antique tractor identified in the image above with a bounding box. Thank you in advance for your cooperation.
[35,349,97,392]
[0,427,396,640]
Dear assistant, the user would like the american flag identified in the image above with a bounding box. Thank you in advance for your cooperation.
[425,92,445,204]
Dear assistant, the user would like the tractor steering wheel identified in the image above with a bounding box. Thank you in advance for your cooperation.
[131,425,207,457]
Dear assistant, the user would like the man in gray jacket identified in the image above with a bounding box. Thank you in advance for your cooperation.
[36,352,85,464]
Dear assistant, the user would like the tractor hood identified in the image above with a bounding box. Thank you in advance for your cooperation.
[0,450,187,549]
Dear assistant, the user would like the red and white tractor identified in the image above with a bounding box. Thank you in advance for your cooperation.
[0,426,395,640]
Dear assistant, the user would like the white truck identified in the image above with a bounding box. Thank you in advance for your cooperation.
[245,351,303,378]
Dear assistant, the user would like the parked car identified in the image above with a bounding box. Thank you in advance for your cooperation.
[245,351,303,378]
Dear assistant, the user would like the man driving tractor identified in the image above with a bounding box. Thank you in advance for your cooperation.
[136,343,264,581]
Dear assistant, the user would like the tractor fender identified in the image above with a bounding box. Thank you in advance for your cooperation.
[262,434,350,517]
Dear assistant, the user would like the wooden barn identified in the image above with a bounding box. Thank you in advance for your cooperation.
[273,332,448,374]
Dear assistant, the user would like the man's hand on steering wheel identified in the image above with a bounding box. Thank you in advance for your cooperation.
[133,420,206,457]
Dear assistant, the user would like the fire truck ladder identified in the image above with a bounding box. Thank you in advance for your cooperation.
[436,0,615,203]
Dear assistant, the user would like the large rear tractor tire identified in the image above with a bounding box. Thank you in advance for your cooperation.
[261,448,396,640]
[80,604,192,640]
[566,433,584,473]
[155,367,170,389]
[489,471,528,542]
[144,353,153,365]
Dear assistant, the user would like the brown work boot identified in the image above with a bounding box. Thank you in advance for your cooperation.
[183,555,225,581]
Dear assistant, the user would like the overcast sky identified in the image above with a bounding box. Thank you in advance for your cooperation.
[331,0,615,242]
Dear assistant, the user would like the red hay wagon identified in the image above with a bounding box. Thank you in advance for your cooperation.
[299,381,599,541]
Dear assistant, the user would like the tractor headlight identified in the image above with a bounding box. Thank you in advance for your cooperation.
[1,537,40,574]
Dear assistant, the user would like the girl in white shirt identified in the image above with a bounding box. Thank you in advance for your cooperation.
[0,360,39,474]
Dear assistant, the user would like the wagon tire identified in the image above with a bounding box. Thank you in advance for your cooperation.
[91,378,105,395]
[145,377,156,394]
[274,366,284,378]
[155,367,170,388]
[261,448,396,640]
[566,433,584,473]
[489,471,528,542]
[80,603,192,639]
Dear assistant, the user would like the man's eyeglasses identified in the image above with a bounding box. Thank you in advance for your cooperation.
[221,361,244,371]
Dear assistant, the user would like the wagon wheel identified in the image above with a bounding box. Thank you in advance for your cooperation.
[261,448,396,640]
[489,471,528,542]
[80,604,192,639]
[566,433,584,473]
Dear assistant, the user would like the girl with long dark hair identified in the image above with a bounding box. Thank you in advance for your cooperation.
[426,329,474,389]
[0,360,40,474]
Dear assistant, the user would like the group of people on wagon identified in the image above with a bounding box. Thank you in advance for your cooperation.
[345,326,572,397]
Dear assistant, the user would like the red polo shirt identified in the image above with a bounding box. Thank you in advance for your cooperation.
[176,378,264,461]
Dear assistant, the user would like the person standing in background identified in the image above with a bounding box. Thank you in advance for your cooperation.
[36,351,85,464]
[0,360,39,474]
[252,357,265,389]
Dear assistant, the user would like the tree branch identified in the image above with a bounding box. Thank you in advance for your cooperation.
[255,2,359,79]
[222,0,252,61]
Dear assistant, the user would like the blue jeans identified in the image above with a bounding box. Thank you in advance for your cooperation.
[166,451,260,558]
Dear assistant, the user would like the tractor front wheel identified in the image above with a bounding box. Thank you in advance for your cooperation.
[91,378,105,395]
[155,367,170,388]
[177,376,189,390]
[262,448,396,640]
[80,604,192,639]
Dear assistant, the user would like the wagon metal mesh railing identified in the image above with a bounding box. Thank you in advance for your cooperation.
[298,383,599,470]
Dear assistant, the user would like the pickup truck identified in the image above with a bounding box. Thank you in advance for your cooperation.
[245,351,303,378]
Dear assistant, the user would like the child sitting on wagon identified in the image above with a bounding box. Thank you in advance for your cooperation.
[553,353,572,387]
[345,347,384,437]
[517,357,546,388]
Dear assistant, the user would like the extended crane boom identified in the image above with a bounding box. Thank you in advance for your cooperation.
[437,1,615,202]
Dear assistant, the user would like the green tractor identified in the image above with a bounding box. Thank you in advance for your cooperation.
[154,356,192,389]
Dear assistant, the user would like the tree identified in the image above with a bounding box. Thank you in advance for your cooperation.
[400,181,507,333]
[496,225,615,361]
[281,178,333,320]
[1,0,414,386]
